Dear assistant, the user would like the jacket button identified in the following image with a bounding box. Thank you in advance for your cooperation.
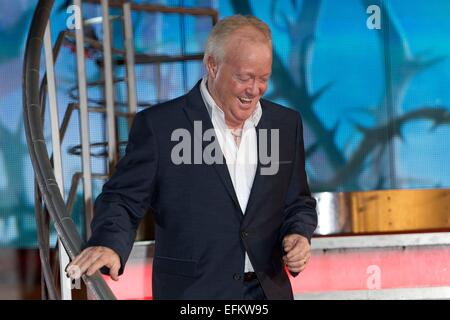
[241,231,249,238]
[233,273,242,281]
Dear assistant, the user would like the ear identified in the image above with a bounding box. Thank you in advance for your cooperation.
[206,55,218,79]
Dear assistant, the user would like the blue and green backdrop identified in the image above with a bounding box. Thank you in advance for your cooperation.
[1,0,449,247]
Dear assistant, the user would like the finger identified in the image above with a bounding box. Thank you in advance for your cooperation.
[66,248,90,272]
[289,265,307,274]
[69,249,103,278]
[86,256,110,277]
[86,254,120,280]
[282,235,294,247]
[286,240,310,257]
[68,247,99,269]
[286,253,310,267]
[283,250,306,263]
[287,265,301,273]
[109,261,121,281]
[287,249,308,261]
[288,255,311,271]
[287,262,308,273]
[287,250,310,263]
[283,238,298,252]
[71,249,101,272]
[66,258,85,278]
[286,260,305,269]
[297,263,308,273]
[286,246,304,260]
[286,254,306,265]
[283,242,292,252]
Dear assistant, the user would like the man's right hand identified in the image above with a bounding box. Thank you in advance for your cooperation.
[65,246,121,281]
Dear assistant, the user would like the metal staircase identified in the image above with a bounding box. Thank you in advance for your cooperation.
[23,0,217,300]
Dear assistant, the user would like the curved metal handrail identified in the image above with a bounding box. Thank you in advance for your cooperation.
[22,0,115,300]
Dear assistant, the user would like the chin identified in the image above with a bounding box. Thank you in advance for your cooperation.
[238,110,254,122]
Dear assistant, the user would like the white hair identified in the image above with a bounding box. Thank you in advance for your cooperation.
[203,15,272,66]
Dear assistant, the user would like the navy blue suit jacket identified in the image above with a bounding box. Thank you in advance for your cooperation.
[87,81,317,299]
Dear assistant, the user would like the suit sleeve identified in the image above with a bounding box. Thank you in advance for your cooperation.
[279,112,317,252]
[87,111,158,275]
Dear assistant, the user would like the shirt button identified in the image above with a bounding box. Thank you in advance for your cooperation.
[233,273,242,281]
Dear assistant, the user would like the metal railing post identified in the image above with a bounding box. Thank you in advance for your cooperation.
[123,1,137,128]
[44,21,73,300]
[101,0,119,172]
[73,0,94,238]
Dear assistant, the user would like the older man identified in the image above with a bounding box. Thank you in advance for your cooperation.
[67,15,317,300]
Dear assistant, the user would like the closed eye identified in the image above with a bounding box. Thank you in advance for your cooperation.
[236,75,251,82]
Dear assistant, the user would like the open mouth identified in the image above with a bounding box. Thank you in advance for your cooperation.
[238,97,253,105]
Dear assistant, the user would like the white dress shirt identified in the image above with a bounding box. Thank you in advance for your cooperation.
[200,77,262,273]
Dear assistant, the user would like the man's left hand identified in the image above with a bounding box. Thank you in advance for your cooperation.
[282,234,311,274]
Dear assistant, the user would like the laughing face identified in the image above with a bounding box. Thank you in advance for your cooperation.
[206,28,272,129]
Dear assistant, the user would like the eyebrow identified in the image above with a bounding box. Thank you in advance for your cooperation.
[236,72,271,78]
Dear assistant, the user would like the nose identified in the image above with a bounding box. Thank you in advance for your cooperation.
[246,79,261,97]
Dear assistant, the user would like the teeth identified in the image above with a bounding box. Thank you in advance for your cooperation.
[239,97,252,103]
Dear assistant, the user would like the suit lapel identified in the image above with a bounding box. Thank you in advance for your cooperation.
[183,82,243,218]
[243,103,272,224]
